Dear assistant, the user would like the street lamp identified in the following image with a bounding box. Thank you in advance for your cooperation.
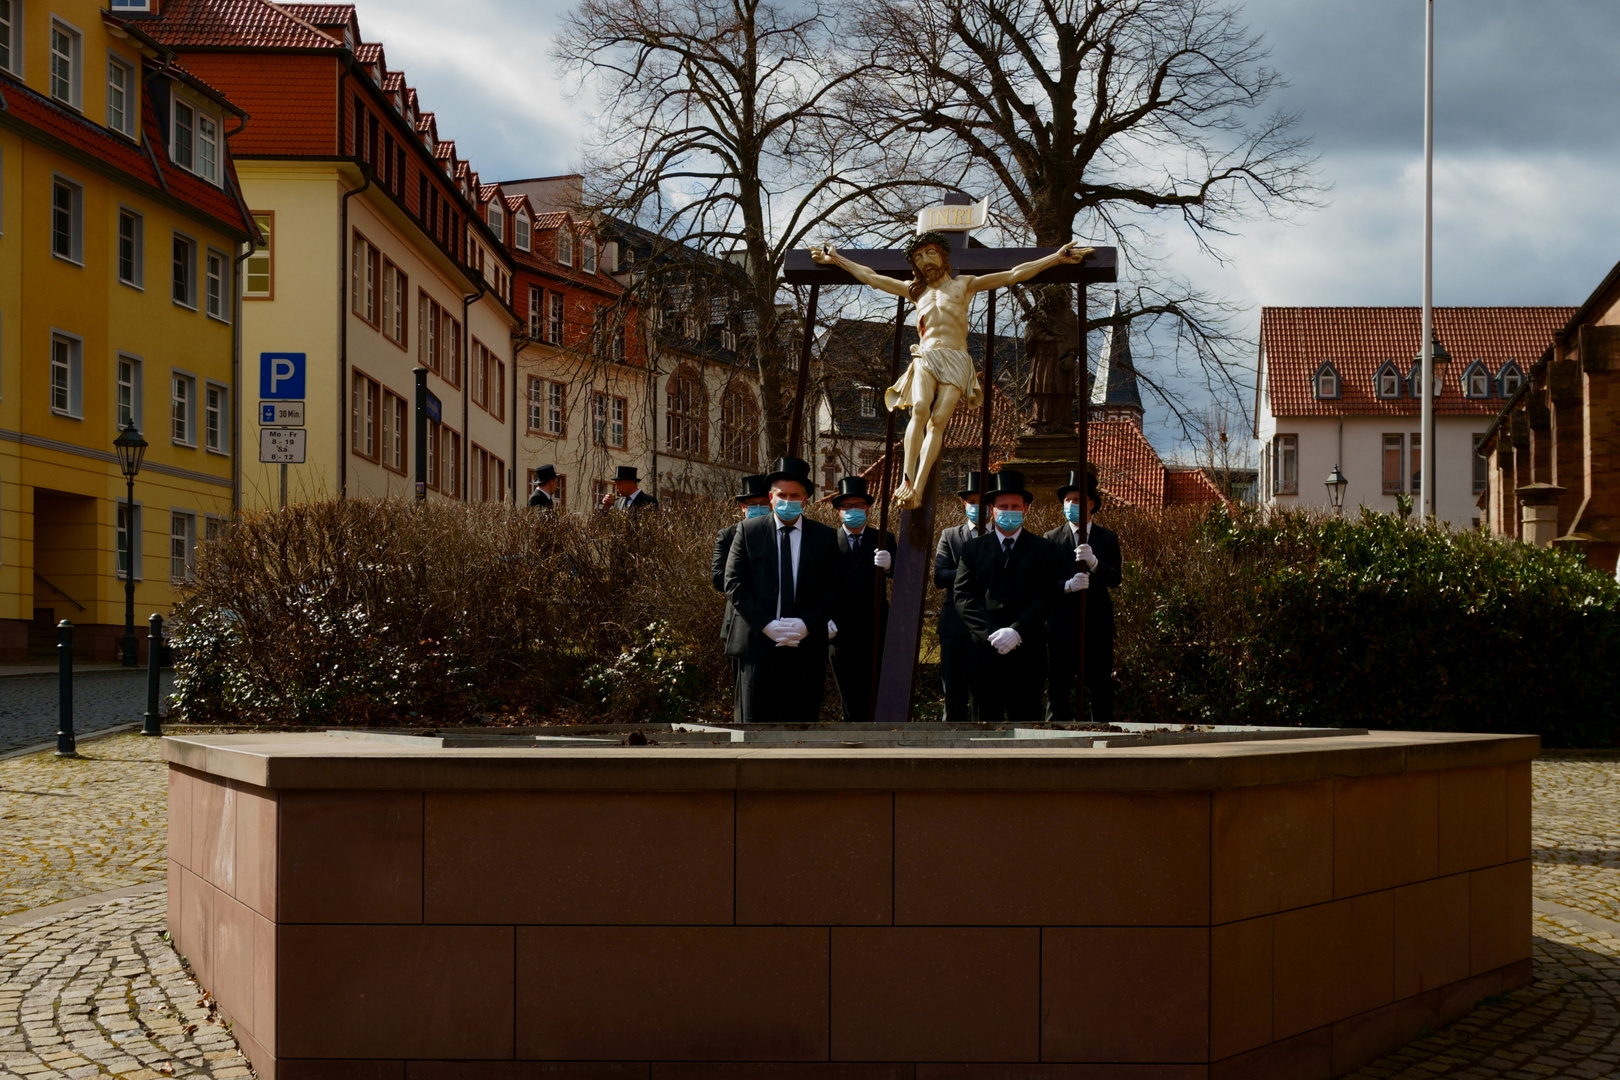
[113,422,148,667]
[1325,464,1348,515]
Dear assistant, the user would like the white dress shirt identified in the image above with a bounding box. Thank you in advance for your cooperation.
[776,519,802,618]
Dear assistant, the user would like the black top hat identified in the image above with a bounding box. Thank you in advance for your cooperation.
[956,470,982,499]
[764,456,814,493]
[1055,464,1100,499]
[613,465,641,484]
[735,474,769,501]
[828,476,873,506]
[983,468,1033,504]
[533,464,556,486]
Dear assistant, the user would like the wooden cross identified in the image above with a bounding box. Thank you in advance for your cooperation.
[783,245,1118,723]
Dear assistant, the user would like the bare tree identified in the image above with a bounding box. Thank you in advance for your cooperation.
[557,0,922,458]
[844,0,1318,436]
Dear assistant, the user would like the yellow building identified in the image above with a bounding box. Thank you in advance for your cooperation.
[0,2,256,661]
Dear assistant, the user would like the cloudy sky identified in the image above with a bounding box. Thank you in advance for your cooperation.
[356,0,1620,453]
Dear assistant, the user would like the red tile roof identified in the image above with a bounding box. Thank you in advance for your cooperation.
[533,211,571,230]
[0,67,253,238]
[278,2,355,27]
[1090,420,1165,509]
[143,0,339,49]
[1260,306,1575,418]
[354,42,382,63]
[176,52,339,156]
[478,183,500,203]
[1165,467,1227,506]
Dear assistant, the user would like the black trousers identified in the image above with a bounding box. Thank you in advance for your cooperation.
[733,644,829,724]
[1046,629,1115,725]
[939,632,973,723]
[831,635,879,723]
[967,637,1047,724]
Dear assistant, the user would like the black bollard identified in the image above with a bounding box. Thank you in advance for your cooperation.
[143,613,164,737]
[56,620,76,758]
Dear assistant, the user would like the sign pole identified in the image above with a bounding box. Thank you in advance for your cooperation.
[1076,283,1089,722]
[977,292,996,536]
[787,284,820,459]
[414,367,429,502]
[280,463,288,508]
[870,294,906,722]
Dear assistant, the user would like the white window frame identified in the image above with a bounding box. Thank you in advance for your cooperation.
[557,227,574,267]
[549,292,564,345]
[1375,363,1401,400]
[1500,363,1524,398]
[1381,433,1405,495]
[1271,434,1298,496]
[245,212,273,299]
[170,510,196,581]
[117,207,144,288]
[171,370,197,446]
[49,18,81,110]
[204,247,228,321]
[116,500,142,581]
[515,210,531,252]
[116,353,143,430]
[0,0,18,77]
[51,176,83,264]
[1466,364,1491,399]
[196,110,218,184]
[486,200,503,236]
[1473,433,1488,495]
[527,285,542,339]
[204,381,228,454]
[583,236,597,274]
[107,52,136,136]
[172,232,197,309]
[49,331,83,418]
[859,387,877,418]
[109,0,150,10]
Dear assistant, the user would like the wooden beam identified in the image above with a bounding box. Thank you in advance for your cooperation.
[783,247,1118,286]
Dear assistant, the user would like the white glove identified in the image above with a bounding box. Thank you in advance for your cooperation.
[1076,543,1099,569]
[1064,572,1091,593]
[987,627,1022,654]
[873,549,892,571]
[778,617,808,641]
[763,619,793,643]
[827,620,839,640]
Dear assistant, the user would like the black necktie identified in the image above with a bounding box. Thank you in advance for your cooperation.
[1002,536,1015,563]
[779,527,796,616]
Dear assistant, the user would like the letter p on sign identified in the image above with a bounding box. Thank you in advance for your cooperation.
[260,353,306,399]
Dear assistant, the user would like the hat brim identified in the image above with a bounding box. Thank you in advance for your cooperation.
[827,492,875,506]
[764,471,814,493]
[986,489,1034,504]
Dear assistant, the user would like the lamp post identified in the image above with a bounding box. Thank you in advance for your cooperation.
[1414,328,1450,520]
[113,422,148,667]
[1325,464,1349,515]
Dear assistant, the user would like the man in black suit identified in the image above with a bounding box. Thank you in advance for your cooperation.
[723,457,845,723]
[953,469,1064,724]
[1045,468,1124,724]
[600,465,659,511]
[826,475,896,723]
[933,471,982,722]
[713,474,771,717]
[528,464,559,509]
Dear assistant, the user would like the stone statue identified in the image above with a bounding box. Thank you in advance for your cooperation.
[1026,286,1082,434]
[810,232,1093,509]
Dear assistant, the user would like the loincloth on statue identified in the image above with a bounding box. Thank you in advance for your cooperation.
[884,346,983,412]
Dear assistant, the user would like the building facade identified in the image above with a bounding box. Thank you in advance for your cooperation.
[1255,307,1574,527]
[149,0,519,509]
[0,0,256,660]
[1479,260,1620,572]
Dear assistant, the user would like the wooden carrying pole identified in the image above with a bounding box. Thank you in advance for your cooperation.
[1075,283,1089,719]
[977,291,996,536]
[786,284,820,458]
[870,295,906,720]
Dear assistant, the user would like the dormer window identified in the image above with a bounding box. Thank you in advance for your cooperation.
[516,211,531,252]
[583,236,597,274]
[1499,361,1524,397]
[1375,360,1402,399]
[486,200,503,237]
[1463,361,1492,399]
[557,227,574,267]
[1410,363,1441,399]
[172,97,221,186]
[1313,361,1340,399]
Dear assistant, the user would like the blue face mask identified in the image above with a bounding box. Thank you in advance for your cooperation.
[841,508,867,529]
[773,500,803,523]
[965,503,980,524]
[995,509,1024,532]
[1064,502,1081,524]
[745,504,771,519]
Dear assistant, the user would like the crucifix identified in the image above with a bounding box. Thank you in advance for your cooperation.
[784,203,1117,722]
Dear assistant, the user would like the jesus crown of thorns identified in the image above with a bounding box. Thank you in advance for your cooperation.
[905,231,954,266]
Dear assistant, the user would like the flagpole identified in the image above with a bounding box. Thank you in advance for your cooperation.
[1420,0,1435,522]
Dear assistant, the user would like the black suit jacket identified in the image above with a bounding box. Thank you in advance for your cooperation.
[713,522,740,642]
[933,521,982,640]
[831,527,896,640]
[527,489,554,509]
[1044,521,1123,638]
[953,529,1064,645]
[723,515,844,660]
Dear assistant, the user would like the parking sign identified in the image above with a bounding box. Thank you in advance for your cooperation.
[260,353,306,399]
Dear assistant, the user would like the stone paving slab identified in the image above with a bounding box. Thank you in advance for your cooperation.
[0,673,174,756]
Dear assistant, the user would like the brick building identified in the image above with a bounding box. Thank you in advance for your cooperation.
[1479,259,1620,571]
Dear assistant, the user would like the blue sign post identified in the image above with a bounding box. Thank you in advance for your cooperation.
[259,353,306,399]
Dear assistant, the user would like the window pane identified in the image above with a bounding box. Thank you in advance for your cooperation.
[0,0,12,72]
[1473,434,1487,494]
[1410,433,1421,492]
[172,377,190,442]
[173,102,194,168]
[51,340,71,413]
[108,59,128,132]
[53,183,73,258]
[50,27,72,104]
[1382,435,1403,494]
[172,237,191,304]
[205,385,223,450]
[206,252,224,317]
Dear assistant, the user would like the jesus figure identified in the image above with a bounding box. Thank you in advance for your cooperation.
[810,232,1093,509]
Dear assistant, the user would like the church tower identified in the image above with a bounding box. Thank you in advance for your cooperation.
[1091,291,1145,429]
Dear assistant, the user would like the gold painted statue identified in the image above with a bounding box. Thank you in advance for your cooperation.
[810,232,1093,509]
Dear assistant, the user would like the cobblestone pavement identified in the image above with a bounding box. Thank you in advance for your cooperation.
[0,672,175,756]
[2,747,1620,1079]
[0,735,169,918]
